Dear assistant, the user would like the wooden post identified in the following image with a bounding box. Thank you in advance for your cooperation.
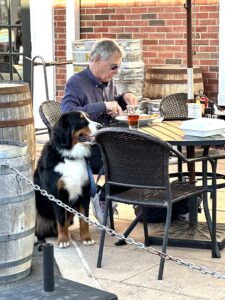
[184,0,194,102]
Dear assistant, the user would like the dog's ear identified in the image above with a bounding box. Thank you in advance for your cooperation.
[52,115,72,149]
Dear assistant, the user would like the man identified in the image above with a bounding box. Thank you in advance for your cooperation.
[61,38,137,173]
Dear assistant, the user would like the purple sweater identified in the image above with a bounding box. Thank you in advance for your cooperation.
[61,66,127,123]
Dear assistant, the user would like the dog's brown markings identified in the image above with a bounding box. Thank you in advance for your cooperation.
[57,219,70,245]
[78,204,92,242]
[71,131,79,145]
[57,178,65,190]
[72,127,92,146]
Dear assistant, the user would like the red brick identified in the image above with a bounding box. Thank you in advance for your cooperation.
[94,27,109,33]
[86,8,101,14]
[109,27,124,33]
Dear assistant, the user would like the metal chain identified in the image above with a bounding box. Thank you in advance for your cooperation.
[3,162,225,280]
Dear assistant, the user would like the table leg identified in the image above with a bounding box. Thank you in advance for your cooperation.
[186,145,199,226]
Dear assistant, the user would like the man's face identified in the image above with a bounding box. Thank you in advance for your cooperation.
[94,51,122,83]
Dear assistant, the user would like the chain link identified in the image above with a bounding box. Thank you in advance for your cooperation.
[3,162,225,280]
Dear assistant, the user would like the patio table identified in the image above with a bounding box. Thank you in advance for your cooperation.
[137,120,225,250]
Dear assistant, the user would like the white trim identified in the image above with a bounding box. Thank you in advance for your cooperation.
[66,0,80,79]
[30,0,54,128]
[218,1,225,105]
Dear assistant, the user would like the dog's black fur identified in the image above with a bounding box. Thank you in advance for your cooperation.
[34,111,100,248]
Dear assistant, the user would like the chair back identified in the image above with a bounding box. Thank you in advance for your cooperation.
[160,93,188,120]
[39,100,62,135]
[96,128,172,189]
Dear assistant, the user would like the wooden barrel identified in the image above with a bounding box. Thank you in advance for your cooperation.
[0,141,35,283]
[0,82,36,169]
[144,66,204,99]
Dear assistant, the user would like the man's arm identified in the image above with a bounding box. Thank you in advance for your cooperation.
[61,78,106,121]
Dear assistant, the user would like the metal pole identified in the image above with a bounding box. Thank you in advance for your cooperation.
[184,0,194,101]
[43,243,55,292]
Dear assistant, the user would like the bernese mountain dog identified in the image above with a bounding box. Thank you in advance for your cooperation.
[34,111,101,248]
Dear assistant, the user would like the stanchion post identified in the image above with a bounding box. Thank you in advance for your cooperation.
[43,243,55,292]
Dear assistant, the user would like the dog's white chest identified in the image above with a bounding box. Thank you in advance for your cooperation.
[54,159,89,201]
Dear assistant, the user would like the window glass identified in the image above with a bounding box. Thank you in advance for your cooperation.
[0,0,23,81]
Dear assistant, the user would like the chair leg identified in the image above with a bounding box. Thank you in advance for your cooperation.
[108,201,115,230]
[142,207,150,246]
[115,209,143,246]
[97,199,110,268]
[158,206,172,280]
[202,159,221,258]
[203,192,221,258]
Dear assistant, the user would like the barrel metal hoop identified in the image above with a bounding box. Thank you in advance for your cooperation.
[0,163,31,174]
[0,117,34,128]
[145,78,203,84]
[0,226,35,242]
[0,269,31,283]
[0,99,32,108]
[0,254,32,269]
[0,84,29,95]
[0,191,35,205]
[147,68,201,75]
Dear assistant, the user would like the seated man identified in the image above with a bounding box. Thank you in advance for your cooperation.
[61,38,137,173]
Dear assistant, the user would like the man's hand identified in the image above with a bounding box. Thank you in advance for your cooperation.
[123,93,138,105]
[105,101,123,117]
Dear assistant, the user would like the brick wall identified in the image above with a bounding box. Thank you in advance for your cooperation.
[54,3,67,102]
[54,0,220,101]
[80,0,219,100]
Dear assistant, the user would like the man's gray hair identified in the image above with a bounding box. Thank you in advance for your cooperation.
[89,38,125,61]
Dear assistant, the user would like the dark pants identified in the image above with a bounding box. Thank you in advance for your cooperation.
[90,144,103,175]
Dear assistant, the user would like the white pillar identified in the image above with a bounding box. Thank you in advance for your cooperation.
[218,1,225,105]
[30,0,54,129]
[66,0,80,79]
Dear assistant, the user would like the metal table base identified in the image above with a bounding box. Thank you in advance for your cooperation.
[148,221,225,250]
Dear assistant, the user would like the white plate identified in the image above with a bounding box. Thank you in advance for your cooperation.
[115,114,161,125]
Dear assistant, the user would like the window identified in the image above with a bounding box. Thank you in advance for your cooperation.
[0,0,31,83]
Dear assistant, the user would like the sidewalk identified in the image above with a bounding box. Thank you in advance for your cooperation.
[0,195,225,299]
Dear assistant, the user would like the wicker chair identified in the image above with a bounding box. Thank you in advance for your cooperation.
[160,92,221,120]
[39,100,62,136]
[160,92,188,120]
[95,128,220,280]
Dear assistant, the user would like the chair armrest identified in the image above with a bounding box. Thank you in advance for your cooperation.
[208,153,225,160]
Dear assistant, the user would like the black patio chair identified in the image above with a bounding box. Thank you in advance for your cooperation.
[160,92,188,120]
[39,100,62,136]
[95,127,220,280]
[160,92,221,121]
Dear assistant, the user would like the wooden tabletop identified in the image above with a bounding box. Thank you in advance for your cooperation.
[139,120,225,147]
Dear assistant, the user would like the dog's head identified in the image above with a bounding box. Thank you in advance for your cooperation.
[52,111,101,157]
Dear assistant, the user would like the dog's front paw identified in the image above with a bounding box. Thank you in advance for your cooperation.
[58,240,70,248]
[82,238,95,246]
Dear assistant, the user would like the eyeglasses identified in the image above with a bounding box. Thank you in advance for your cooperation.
[111,64,121,71]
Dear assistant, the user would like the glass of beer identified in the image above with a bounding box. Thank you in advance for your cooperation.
[127,104,140,130]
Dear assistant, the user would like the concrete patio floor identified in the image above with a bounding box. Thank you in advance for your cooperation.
[36,135,225,299]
